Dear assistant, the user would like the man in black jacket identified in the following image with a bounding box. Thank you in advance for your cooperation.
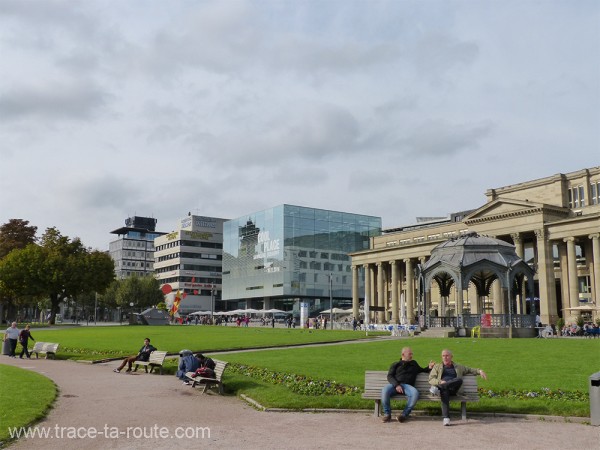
[381,347,434,423]
[113,338,156,373]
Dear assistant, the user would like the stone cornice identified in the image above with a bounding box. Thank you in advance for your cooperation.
[464,204,569,225]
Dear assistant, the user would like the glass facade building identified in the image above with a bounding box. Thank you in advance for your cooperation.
[222,205,381,313]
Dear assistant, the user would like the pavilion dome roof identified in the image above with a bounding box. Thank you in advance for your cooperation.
[423,232,523,271]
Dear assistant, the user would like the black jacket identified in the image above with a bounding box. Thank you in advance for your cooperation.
[136,344,157,362]
[386,360,430,386]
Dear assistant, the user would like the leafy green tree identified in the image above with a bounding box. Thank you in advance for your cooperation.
[0,219,37,259]
[0,227,115,324]
[115,276,163,310]
[0,219,38,321]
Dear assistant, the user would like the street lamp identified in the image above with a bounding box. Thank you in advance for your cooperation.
[210,284,215,324]
[329,273,333,330]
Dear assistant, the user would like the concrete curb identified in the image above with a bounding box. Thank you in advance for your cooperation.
[238,394,591,424]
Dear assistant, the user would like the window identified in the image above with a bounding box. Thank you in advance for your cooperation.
[591,181,599,205]
[569,185,584,208]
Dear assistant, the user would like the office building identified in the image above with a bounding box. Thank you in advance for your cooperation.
[109,216,165,279]
[222,204,381,315]
[154,215,226,314]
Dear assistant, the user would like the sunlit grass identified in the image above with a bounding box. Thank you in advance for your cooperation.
[0,365,57,445]
[213,337,599,416]
[28,325,386,360]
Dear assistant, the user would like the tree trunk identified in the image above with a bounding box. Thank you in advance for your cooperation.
[48,293,62,325]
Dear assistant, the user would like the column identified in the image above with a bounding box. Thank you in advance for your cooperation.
[420,257,428,312]
[511,233,525,314]
[363,264,371,323]
[472,293,481,314]
[405,259,415,324]
[558,241,569,314]
[590,234,600,307]
[456,275,463,315]
[493,279,503,314]
[352,265,359,320]
[565,237,579,320]
[535,229,557,324]
[391,260,399,324]
[376,262,385,323]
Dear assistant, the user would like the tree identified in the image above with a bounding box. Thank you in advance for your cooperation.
[0,219,38,321]
[0,227,115,324]
[115,276,164,310]
[0,219,37,259]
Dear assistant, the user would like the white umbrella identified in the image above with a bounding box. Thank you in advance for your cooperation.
[564,305,600,311]
[244,308,261,314]
[321,307,350,314]
[189,310,211,315]
[262,308,286,314]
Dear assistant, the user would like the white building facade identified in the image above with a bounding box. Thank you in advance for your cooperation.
[154,215,226,315]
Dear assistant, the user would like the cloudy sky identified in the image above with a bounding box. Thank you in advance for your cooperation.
[1,0,598,250]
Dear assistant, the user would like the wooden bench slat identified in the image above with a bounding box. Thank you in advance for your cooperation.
[133,351,167,374]
[185,359,228,395]
[362,371,479,420]
[31,342,59,359]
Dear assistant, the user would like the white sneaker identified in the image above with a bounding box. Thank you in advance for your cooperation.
[113,369,120,373]
[182,380,190,385]
[443,418,450,426]
[429,386,440,396]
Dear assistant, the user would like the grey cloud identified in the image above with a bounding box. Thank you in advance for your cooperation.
[401,120,493,157]
[0,79,109,122]
[71,175,143,211]
[374,97,418,116]
[207,103,362,168]
[413,33,479,81]
[0,0,104,50]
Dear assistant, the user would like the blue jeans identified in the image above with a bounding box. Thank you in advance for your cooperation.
[381,383,419,417]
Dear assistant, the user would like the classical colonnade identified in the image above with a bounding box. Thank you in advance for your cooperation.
[350,231,600,325]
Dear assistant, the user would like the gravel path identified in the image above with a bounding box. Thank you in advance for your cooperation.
[2,356,598,449]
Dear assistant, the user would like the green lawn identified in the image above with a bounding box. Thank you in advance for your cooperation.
[210,337,599,416]
[0,365,57,445]
[7,325,600,419]
[27,325,386,360]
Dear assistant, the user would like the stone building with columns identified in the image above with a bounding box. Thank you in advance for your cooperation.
[350,167,600,327]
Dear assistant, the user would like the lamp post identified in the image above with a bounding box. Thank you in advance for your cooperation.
[210,284,215,324]
[129,302,134,325]
[329,273,333,330]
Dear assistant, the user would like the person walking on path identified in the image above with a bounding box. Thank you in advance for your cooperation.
[18,324,35,359]
[113,337,156,373]
[381,346,434,423]
[3,322,20,357]
[428,349,488,426]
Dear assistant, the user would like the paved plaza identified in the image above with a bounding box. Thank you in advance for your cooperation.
[2,355,598,449]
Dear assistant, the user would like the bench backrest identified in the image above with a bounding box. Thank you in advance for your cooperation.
[212,360,228,381]
[32,342,59,353]
[32,342,45,352]
[365,371,478,397]
[149,351,167,364]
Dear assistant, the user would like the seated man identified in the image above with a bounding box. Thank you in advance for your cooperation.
[429,349,487,426]
[380,346,434,423]
[178,350,200,384]
[113,338,156,373]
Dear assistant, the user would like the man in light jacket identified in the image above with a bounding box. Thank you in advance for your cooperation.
[429,349,487,426]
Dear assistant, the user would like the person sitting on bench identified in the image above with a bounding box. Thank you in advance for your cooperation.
[113,337,156,373]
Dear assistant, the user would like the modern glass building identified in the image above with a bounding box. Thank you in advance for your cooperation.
[222,205,381,315]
